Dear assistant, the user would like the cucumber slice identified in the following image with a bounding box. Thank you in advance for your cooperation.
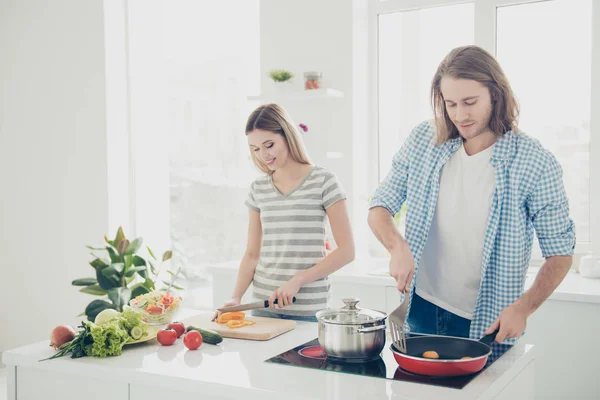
[130,326,144,340]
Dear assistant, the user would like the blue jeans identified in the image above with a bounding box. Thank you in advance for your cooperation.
[407,293,471,338]
[251,308,318,322]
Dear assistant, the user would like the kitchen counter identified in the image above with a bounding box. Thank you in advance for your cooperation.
[209,259,600,304]
[2,311,535,400]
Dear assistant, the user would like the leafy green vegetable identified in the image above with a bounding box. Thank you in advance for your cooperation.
[40,322,93,361]
[120,308,147,338]
[86,320,129,358]
[39,309,148,361]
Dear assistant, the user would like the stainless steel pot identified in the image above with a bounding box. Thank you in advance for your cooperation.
[315,298,387,361]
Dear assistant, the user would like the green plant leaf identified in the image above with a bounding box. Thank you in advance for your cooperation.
[96,265,120,290]
[125,266,146,278]
[142,278,155,291]
[161,280,184,291]
[85,299,116,321]
[117,239,129,255]
[114,226,126,245]
[86,245,106,251]
[104,234,113,246]
[124,255,133,269]
[106,247,120,263]
[77,311,86,317]
[72,278,97,286]
[79,284,106,296]
[149,261,156,275]
[125,275,136,285]
[124,238,143,256]
[147,246,156,260]
[132,256,146,266]
[108,287,131,310]
[90,258,109,270]
[101,265,119,280]
[130,283,151,298]
[162,250,173,262]
[111,263,125,274]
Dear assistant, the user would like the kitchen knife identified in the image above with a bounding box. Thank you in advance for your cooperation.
[217,297,296,312]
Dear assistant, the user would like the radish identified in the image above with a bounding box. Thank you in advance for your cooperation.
[50,325,77,349]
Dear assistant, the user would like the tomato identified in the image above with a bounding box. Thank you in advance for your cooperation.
[184,331,203,350]
[157,328,178,346]
[167,321,185,338]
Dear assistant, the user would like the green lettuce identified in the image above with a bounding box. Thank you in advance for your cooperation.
[85,320,130,358]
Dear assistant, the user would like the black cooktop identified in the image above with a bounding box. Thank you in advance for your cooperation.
[265,334,513,390]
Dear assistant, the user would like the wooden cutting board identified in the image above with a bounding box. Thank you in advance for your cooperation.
[183,313,296,341]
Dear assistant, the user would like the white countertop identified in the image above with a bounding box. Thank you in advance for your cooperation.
[2,311,534,400]
[209,259,600,304]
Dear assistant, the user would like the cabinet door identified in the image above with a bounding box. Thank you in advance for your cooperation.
[131,385,242,400]
[16,367,128,400]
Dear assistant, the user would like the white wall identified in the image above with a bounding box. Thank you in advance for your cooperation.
[259,0,371,257]
[0,0,109,352]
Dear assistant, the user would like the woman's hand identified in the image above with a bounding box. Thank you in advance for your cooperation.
[269,276,303,308]
[211,297,241,321]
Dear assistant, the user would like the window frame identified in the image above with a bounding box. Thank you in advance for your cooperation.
[368,0,600,259]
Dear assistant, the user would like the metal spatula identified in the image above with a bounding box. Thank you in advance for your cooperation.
[389,292,410,353]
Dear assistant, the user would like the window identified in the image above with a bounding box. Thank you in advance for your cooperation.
[371,0,598,260]
[127,0,261,279]
[378,3,474,179]
[496,0,592,245]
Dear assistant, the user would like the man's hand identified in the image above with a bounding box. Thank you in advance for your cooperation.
[389,242,415,293]
[484,303,529,343]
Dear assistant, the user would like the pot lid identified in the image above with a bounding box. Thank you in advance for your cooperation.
[316,298,387,324]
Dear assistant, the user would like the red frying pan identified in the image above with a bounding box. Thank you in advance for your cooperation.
[390,330,499,377]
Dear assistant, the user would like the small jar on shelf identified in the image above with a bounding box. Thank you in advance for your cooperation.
[304,71,322,90]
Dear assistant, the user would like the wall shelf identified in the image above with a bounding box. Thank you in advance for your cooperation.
[248,88,344,102]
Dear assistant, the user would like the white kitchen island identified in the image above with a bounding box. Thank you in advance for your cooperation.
[2,312,535,400]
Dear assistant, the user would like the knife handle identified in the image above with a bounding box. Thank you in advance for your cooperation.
[263,296,297,307]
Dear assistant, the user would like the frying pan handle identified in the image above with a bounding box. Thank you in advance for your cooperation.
[479,329,500,345]
[262,297,297,307]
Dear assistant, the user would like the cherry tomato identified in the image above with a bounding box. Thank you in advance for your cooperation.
[157,328,177,346]
[184,331,203,350]
[167,322,185,338]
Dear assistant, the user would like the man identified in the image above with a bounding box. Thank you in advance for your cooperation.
[368,45,575,343]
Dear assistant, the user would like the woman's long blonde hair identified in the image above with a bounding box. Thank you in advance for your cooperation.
[245,104,311,174]
[431,45,520,145]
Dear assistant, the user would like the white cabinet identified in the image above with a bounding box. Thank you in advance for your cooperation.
[131,385,231,400]
[15,367,128,400]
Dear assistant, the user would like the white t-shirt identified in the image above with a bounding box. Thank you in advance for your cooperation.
[415,141,496,320]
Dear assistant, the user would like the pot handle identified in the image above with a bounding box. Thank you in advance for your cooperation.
[357,325,386,333]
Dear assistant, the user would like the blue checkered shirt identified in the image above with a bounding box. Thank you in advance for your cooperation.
[370,120,576,343]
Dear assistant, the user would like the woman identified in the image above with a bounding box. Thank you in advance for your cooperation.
[213,104,355,322]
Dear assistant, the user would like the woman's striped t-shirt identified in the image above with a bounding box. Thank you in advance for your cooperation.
[245,165,346,317]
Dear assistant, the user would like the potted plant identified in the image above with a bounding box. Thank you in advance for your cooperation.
[268,69,294,93]
[71,226,182,321]
[268,69,294,83]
